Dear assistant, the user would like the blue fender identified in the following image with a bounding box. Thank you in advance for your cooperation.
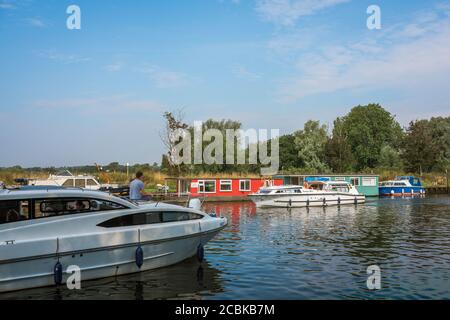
[135,246,144,269]
[197,244,204,262]
[54,261,63,285]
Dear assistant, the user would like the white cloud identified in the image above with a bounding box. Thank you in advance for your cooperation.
[34,95,164,113]
[275,8,450,102]
[105,62,123,72]
[232,65,261,80]
[0,2,15,9]
[140,65,189,89]
[36,50,91,64]
[25,18,46,28]
[256,0,350,26]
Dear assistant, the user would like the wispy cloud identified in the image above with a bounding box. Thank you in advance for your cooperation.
[256,0,350,26]
[273,6,450,102]
[140,65,189,89]
[105,62,123,72]
[34,95,164,113]
[25,18,46,28]
[36,50,91,64]
[232,65,262,80]
[0,2,15,9]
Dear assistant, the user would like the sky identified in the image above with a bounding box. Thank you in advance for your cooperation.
[0,0,449,167]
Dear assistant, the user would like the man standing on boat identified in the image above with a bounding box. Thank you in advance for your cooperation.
[129,172,152,201]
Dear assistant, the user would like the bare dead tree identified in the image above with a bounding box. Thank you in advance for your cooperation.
[159,109,189,175]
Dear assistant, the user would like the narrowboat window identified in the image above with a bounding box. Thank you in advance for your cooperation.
[239,180,251,191]
[62,179,74,187]
[0,200,30,224]
[362,177,377,187]
[220,180,232,192]
[350,177,360,186]
[198,180,216,193]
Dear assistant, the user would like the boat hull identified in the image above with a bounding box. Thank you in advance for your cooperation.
[249,193,366,208]
[379,186,426,197]
[0,227,223,293]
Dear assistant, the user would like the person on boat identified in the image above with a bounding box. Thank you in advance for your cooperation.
[0,181,5,189]
[74,200,86,212]
[129,171,152,201]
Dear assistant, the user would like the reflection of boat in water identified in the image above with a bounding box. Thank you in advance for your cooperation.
[0,189,227,293]
[379,176,426,197]
[0,256,224,300]
[249,182,365,208]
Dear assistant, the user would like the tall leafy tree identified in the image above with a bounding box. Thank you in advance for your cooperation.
[340,104,403,170]
[294,120,329,173]
[279,134,303,171]
[325,117,355,173]
[403,117,450,173]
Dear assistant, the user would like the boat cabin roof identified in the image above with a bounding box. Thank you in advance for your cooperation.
[261,185,304,191]
[0,189,137,208]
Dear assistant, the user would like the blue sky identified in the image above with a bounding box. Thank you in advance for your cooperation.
[1,0,449,167]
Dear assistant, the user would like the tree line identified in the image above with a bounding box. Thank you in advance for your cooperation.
[161,104,450,175]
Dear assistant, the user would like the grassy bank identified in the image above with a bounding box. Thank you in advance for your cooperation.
[0,168,448,188]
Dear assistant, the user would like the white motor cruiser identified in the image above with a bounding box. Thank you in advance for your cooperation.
[0,188,227,293]
[249,181,366,208]
[26,170,115,190]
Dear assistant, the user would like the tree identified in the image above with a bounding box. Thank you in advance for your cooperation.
[325,117,355,173]
[160,111,189,175]
[378,145,403,170]
[403,117,450,173]
[188,119,243,174]
[340,104,403,170]
[428,117,450,171]
[294,120,329,173]
[279,134,303,171]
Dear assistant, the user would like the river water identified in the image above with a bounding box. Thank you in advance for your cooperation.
[2,195,449,300]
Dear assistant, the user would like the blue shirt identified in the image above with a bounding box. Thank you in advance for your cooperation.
[129,179,145,200]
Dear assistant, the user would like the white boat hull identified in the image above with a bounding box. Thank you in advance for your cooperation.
[0,227,223,293]
[250,193,366,208]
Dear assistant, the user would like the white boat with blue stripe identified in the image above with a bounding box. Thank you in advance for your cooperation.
[379,176,426,196]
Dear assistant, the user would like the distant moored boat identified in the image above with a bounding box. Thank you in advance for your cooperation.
[379,176,426,196]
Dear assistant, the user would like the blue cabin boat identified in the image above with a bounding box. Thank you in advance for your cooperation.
[379,176,426,196]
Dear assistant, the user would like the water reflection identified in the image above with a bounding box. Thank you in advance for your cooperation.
[0,257,224,300]
[2,196,449,300]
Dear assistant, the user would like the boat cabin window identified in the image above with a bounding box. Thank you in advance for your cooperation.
[62,179,74,187]
[87,179,98,186]
[34,198,126,218]
[97,211,203,228]
[309,183,324,190]
[75,179,86,188]
[331,185,350,193]
[0,200,30,224]
[162,211,203,223]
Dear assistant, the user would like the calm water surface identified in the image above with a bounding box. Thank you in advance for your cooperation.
[2,195,449,300]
